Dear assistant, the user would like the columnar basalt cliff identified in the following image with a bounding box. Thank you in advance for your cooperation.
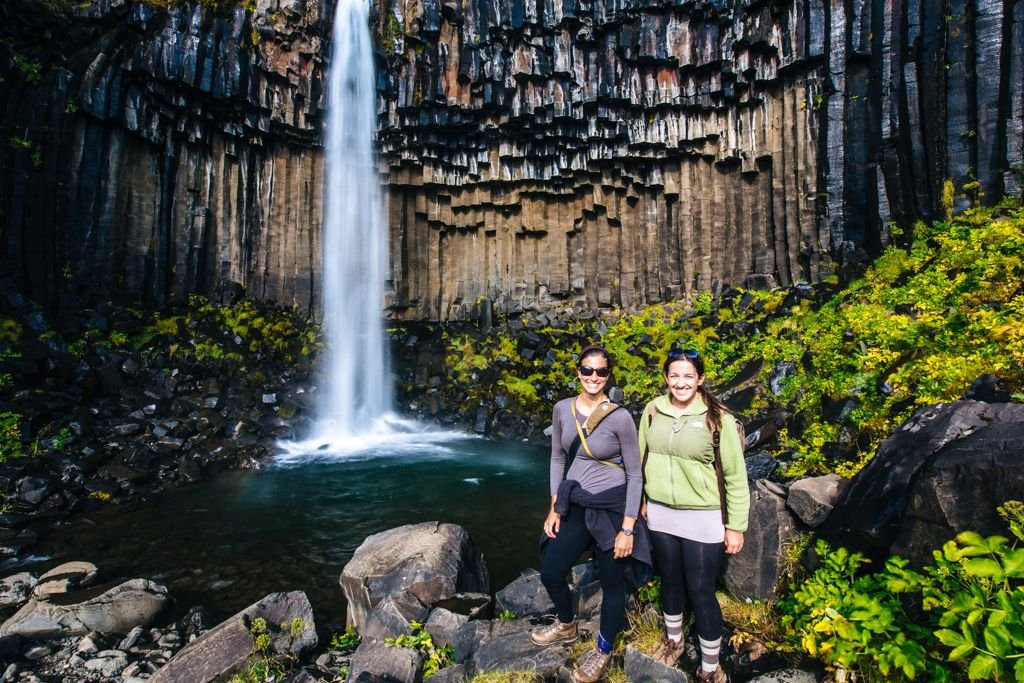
[0,0,1021,320]
[0,0,331,312]
[377,0,1024,319]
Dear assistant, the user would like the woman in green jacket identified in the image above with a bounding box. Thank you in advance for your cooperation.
[639,348,749,683]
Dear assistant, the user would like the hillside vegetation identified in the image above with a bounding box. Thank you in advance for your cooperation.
[443,199,1024,476]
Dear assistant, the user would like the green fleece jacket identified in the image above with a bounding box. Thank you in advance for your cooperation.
[639,394,750,533]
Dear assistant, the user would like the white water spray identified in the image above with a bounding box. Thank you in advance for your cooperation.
[278,0,469,461]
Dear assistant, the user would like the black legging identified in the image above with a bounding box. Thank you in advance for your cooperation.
[539,503,629,640]
[649,529,723,641]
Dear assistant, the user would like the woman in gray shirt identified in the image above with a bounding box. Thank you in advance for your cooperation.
[530,344,650,683]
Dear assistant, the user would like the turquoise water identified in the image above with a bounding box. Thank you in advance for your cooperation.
[28,437,550,631]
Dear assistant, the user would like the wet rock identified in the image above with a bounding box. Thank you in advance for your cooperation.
[1,577,167,639]
[341,522,489,630]
[149,591,316,683]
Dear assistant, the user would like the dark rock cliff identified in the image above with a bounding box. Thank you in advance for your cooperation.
[0,0,1021,320]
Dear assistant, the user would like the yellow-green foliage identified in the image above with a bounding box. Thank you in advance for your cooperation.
[0,413,23,462]
[441,201,1024,477]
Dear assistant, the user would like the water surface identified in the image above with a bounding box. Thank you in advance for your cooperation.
[28,437,550,631]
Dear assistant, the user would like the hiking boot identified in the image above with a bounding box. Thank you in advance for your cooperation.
[573,646,612,683]
[652,636,685,666]
[695,665,729,683]
[530,619,578,646]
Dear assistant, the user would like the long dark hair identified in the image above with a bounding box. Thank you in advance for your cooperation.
[663,348,730,433]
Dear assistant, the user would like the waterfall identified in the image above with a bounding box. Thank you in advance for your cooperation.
[317,0,391,439]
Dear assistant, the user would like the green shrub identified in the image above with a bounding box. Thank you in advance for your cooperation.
[386,620,454,678]
[0,413,23,462]
[780,501,1024,681]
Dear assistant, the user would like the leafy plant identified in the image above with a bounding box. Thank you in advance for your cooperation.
[330,624,361,651]
[0,413,23,462]
[780,501,1024,681]
[386,620,454,678]
[497,609,517,620]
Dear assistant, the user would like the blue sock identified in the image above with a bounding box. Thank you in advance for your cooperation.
[596,632,613,653]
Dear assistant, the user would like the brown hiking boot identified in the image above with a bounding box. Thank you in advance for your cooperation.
[573,646,612,683]
[653,635,685,666]
[695,665,729,683]
[530,618,578,646]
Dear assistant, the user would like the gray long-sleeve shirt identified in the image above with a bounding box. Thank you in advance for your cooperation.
[549,397,642,518]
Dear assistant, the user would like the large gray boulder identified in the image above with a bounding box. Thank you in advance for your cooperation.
[723,480,799,600]
[0,578,167,639]
[341,522,489,630]
[820,401,1024,562]
[890,420,1024,566]
[149,591,316,683]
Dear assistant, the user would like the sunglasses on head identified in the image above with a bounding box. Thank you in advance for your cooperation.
[667,348,700,361]
[579,365,611,377]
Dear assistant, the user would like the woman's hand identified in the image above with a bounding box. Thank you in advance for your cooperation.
[613,532,634,559]
[724,529,744,554]
[543,510,561,538]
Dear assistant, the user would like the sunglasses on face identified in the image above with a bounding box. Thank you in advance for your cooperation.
[579,366,611,377]
[667,348,700,361]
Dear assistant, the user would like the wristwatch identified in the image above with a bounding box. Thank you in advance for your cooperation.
[619,527,634,536]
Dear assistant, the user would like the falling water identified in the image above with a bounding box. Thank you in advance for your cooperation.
[314,0,390,442]
[279,0,466,459]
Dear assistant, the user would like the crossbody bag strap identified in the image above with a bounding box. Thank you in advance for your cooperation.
[712,429,729,526]
[570,400,623,469]
[639,404,656,506]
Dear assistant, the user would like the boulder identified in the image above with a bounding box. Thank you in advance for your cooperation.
[33,561,99,599]
[494,569,553,619]
[0,578,167,639]
[622,644,688,682]
[348,638,425,683]
[819,401,1024,562]
[723,481,799,600]
[341,523,489,630]
[786,475,849,528]
[148,591,316,683]
[0,572,37,610]
[361,590,430,642]
[457,618,570,677]
[425,606,469,648]
[890,420,1024,566]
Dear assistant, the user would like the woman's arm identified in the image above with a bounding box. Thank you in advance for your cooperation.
[618,409,643,519]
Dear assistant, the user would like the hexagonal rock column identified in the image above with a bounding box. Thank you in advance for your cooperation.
[340,522,489,630]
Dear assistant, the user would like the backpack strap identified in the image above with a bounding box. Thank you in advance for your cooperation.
[639,403,656,505]
[712,429,729,526]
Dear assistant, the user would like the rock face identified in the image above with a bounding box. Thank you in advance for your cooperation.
[149,591,317,683]
[340,522,489,630]
[819,401,1024,565]
[1,0,1021,319]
